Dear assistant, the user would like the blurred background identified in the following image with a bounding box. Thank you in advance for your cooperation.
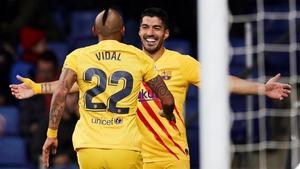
[0,0,299,169]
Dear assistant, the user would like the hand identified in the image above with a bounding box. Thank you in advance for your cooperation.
[159,110,176,122]
[9,75,35,99]
[53,154,70,166]
[265,74,291,100]
[42,137,58,168]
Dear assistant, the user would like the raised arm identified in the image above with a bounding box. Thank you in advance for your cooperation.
[146,75,175,121]
[41,68,77,167]
[10,75,79,99]
[229,74,291,100]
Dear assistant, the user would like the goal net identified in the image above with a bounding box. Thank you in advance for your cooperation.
[229,0,300,169]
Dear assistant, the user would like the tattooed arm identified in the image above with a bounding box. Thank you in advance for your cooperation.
[42,68,77,167]
[146,75,175,121]
[48,69,77,129]
[41,81,79,94]
[10,75,79,99]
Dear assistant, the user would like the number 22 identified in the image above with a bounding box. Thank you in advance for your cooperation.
[84,68,133,114]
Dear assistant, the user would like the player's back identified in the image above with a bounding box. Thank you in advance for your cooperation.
[63,40,157,151]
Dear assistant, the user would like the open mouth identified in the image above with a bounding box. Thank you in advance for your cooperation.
[145,37,157,46]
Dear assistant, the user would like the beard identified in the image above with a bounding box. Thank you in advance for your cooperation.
[142,36,164,54]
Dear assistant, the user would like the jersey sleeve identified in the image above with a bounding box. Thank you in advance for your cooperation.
[62,50,78,73]
[140,52,158,82]
[181,55,201,87]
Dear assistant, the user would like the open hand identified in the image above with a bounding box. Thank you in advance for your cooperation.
[265,74,291,100]
[9,75,35,99]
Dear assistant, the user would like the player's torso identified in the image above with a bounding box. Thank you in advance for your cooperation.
[137,49,190,162]
[72,40,145,151]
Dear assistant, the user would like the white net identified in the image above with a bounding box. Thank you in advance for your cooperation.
[229,0,300,169]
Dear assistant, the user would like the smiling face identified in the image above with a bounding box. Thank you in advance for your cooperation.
[139,16,169,55]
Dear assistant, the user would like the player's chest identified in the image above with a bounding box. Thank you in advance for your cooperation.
[155,63,183,85]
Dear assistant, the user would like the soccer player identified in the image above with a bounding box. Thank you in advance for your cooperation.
[136,8,290,169]
[10,8,291,169]
[38,8,175,169]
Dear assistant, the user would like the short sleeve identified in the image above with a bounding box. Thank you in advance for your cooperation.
[140,52,158,82]
[181,55,201,87]
[62,51,78,73]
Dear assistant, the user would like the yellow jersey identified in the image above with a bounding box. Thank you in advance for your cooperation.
[63,40,158,151]
[136,49,200,162]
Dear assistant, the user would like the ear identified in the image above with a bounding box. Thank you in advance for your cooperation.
[92,25,97,37]
[138,26,142,37]
[164,29,169,40]
[121,26,125,36]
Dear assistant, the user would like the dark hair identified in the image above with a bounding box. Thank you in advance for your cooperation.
[102,0,112,26]
[140,7,169,29]
[102,8,109,25]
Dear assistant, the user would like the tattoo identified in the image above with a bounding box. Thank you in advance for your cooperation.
[49,102,65,129]
[41,83,52,93]
[146,75,175,121]
[146,75,172,99]
[48,68,77,129]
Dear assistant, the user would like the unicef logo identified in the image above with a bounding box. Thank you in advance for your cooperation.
[114,117,123,125]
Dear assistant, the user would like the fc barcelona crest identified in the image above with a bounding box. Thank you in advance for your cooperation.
[160,70,172,80]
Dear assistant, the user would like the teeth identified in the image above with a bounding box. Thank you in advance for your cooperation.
[146,38,156,42]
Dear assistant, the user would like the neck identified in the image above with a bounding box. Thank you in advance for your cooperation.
[98,34,122,42]
[144,46,165,61]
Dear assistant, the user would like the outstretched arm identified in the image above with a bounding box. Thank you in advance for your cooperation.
[146,75,175,121]
[9,75,79,99]
[229,74,291,100]
[42,69,77,167]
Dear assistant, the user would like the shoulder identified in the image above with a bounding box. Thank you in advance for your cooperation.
[121,44,153,62]
[112,42,147,56]
[165,49,199,63]
[68,47,84,57]
[67,44,95,59]
[119,42,143,54]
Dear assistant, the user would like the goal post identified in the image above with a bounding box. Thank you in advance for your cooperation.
[197,0,230,168]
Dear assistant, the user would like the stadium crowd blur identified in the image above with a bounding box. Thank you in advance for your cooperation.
[0,0,298,169]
